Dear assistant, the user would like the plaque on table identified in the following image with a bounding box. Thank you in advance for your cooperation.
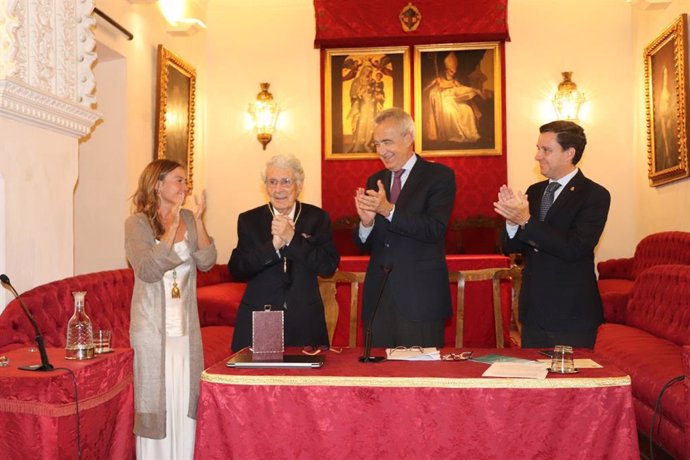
[251,306,284,361]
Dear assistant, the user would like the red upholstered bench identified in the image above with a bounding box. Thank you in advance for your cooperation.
[595,265,690,459]
[597,231,690,322]
[0,268,235,368]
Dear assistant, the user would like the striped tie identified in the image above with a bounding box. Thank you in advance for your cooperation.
[539,182,561,221]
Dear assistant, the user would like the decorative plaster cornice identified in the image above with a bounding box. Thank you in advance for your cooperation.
[0,77,101,137]
[0,0,100,137]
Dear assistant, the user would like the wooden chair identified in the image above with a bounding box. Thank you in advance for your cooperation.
[448,215,505,254]
[318,270,366,347]
[450,265,523,348]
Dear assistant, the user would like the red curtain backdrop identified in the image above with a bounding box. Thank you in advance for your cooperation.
[314,0,510,48]
[316,1,510,233]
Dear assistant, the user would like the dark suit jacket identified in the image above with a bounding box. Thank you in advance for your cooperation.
[355,155,455,323]
[501,170,610,333]
[229,202,340,351]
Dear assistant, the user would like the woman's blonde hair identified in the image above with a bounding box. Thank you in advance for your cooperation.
[131,159,183,238]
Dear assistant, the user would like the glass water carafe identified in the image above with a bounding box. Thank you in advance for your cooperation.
[65,291,95,360]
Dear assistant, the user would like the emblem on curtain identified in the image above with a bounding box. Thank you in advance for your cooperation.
[399,2,421,32]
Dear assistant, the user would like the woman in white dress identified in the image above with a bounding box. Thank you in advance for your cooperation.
[125,159,216,459]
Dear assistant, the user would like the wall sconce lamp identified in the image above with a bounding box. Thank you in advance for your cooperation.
[552,71,586,121]
[249,83,280,150]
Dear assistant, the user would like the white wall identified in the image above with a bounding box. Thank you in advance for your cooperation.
[0,118,77,295]
[76,45,129,274]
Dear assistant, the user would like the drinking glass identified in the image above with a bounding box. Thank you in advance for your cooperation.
[550,345,575,373]
[95,330,112,354]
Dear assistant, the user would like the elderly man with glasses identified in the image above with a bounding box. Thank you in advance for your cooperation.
[228,153,340,352]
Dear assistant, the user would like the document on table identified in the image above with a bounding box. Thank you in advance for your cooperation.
[386,347,441,361]
[537,359,603,368]
[482,362,549,379]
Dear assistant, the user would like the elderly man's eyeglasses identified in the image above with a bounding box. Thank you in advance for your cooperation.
[266,178,294,188]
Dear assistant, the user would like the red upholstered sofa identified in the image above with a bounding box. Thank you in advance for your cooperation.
[0,268,236,368]
[597,231,690,320]
[594,265,690,459]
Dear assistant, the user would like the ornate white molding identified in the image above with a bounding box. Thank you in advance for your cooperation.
[0,77,100,137]
[0,0,100,137]
[0,0,20,79]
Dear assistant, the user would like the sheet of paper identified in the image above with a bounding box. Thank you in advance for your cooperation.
[482,362,549,379]
[386,347,441,361]
[536,358,603,368]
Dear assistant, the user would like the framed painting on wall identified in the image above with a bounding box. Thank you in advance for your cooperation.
[414,42,502,157]
[324,46,410,159]
[155,45,197,190]
[644,14,690,187]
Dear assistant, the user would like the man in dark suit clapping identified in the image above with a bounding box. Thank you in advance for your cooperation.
[354,107,456,348]
[229,154,340,351]
[493,121,610,348]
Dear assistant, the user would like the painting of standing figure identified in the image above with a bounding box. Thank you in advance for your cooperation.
[325,47,410,159]
[414,43,503,157]
[644,14,690,187]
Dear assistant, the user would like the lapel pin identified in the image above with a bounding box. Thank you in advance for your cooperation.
[570,186,575,191]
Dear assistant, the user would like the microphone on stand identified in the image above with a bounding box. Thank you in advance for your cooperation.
[359,264,392,363]
[0,274,54,371]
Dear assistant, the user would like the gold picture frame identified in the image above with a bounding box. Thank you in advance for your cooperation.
[324,46,410,159]
[644,14,690,187]
[414,42,502,157]
[155,45,197,190]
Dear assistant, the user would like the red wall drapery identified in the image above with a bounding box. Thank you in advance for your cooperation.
[316,1,510,249]
[314,0,510,48]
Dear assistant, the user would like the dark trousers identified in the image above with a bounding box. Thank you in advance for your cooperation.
[521,323,598,349]
[368,282,445,348]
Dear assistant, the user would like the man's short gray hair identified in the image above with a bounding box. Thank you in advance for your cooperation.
[374,107,415,139]
[262,153,305,184]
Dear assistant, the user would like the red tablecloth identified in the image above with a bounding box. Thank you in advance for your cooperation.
[0,347,134,460]
[195,348,639,459]
[335,255,512,347]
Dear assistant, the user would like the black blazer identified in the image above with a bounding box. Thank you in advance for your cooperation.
[502,170,610,333]
[355,155,456,323]
[229,202,340,351]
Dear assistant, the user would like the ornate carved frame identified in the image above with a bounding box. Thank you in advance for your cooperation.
[644,14,690,187]
[155,45,196,190]
[324,46,410,160]
[414,42,502,157]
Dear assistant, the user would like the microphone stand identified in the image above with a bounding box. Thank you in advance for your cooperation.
[1,274,54,371]
[359,265,392,363]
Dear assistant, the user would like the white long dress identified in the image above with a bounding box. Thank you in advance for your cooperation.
[136,237,196,460]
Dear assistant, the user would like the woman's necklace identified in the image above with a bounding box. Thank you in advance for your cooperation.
[171,269,181,298]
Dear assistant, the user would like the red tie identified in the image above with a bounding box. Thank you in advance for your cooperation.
[390,169,405,204]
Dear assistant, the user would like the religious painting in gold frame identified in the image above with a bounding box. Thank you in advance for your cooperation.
[644,14,690,187]
[414,42,502,157]
[324,46,410,159]
[155,45,197,190]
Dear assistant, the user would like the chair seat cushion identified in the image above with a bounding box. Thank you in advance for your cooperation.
[201,325,233,368]
[197,282,245,327]
[597,278,633,296]
[595,323,686,428]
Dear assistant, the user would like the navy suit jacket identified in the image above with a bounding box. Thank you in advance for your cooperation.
[501,170,610,333]
[355,155,456,323]
[229,202,340,351]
